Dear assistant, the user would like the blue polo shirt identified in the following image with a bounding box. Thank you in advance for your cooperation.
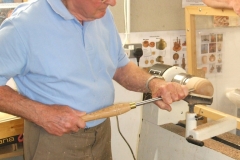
[0,0,129,127]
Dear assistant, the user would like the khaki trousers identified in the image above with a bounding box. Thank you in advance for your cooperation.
[23,118,112,160]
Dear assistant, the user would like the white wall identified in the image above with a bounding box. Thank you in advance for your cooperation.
[206,27,240,114]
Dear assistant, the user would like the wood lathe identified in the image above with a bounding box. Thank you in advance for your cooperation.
[137,64,239,160]
[81,63,240,159]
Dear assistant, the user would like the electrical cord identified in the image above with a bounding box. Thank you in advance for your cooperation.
[116,115,136,160]
[118,2,137,159]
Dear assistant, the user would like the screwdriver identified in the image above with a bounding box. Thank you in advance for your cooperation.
[81,89,195,122]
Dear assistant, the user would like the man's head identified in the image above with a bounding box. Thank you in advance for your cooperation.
[62,0,116,22]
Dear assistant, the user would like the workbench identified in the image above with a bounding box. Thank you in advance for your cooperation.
[0,112,24,159]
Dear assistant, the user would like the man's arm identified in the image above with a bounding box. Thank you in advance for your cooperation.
[0,85,86,136]
[202,0,240,15]
[202,0,232,8]
[113,61,189,111]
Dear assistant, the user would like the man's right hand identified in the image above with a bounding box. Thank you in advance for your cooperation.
[37,105,86,136]
[0,85,87,136]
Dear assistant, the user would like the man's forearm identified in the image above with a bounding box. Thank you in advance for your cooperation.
[0,85,87,136]
[0,85,45,123]
[113,62,152,93]
[113,61,166,93]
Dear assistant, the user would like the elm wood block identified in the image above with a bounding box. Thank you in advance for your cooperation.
[186,77,214,97]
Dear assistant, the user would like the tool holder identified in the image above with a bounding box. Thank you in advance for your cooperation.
[185,96,213,147]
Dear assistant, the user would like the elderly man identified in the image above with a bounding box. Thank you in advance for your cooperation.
[0,0,188,159]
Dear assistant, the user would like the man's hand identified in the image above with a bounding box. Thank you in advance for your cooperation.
[0,85,87,136]
[37,105,86,136]
[202,0,240,16]
[230,0,240,15]
[149,79,189,111]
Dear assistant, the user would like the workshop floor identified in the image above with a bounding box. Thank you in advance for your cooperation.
[2,156,23,160]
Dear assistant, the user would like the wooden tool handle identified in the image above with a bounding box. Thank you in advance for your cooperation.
[81,103,133,122]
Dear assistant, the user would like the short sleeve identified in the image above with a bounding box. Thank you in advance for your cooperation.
[0,19,27,85]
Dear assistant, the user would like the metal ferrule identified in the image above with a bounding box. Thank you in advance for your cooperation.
[129,102,137,109]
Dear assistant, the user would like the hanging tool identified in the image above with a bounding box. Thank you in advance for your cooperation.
[81,89,203,122]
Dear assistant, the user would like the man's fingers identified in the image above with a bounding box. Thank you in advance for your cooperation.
[77,116,86,129]
[155,100,172,112]
[182,85,189,96]
[76,111,86,117]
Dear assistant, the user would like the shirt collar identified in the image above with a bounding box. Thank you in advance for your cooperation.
[47,0,74,20]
